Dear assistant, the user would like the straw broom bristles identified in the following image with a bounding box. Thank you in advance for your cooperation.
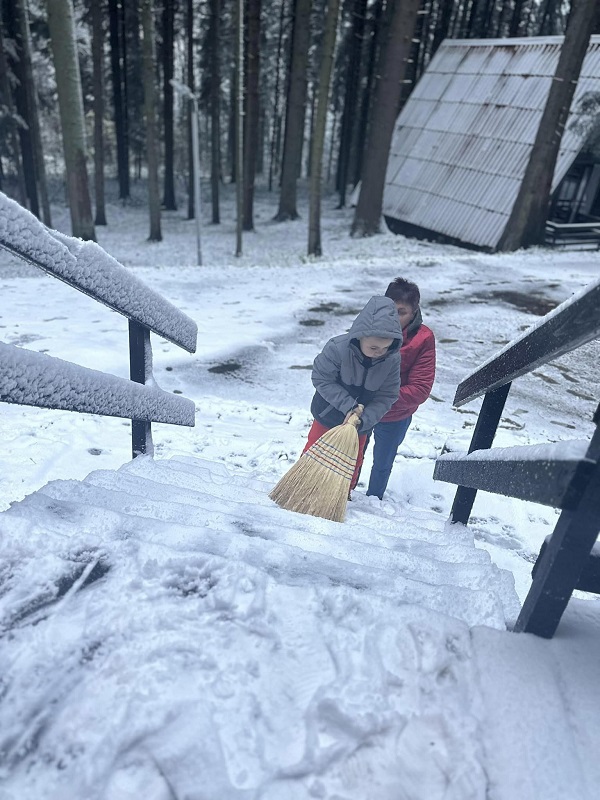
[269,411,362,522]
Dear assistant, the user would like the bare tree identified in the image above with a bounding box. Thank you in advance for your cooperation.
[498,0,599,251]
[47,0,95,240]
[141,0,162,241]
[307,0,341,256]
[351,0,421,238]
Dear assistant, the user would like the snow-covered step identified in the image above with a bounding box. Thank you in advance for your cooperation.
[36,472,509,598]
[124,455,475,547]
[82,464,489,566]
[6,485,514,630]
[0,482,491,800]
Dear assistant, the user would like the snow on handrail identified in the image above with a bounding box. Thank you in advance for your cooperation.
[0,342,195,426]
[454,278,600,406]
[0,192,197,354]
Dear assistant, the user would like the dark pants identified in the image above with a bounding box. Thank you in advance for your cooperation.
[366,417,412,499]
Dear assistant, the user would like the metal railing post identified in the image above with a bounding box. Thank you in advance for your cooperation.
[128,319,154,458]
[450,383,511,524]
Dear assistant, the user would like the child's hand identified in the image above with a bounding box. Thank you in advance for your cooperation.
[344,404,364,424]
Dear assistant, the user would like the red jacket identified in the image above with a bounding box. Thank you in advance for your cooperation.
[380,318,435,422]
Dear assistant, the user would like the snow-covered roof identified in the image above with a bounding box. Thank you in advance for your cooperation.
[0,193,198,353]
[383,35,600,250]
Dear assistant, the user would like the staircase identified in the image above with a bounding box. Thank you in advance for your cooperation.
[0,456,519,798]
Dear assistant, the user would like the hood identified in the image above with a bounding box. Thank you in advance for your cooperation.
[348,296,404,343]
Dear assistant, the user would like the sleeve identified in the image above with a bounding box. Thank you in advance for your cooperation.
[398,334,436,409]
[311,340,357,416]
[359,354,401,432]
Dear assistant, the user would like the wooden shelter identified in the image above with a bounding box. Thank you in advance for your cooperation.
[384,36,600,251]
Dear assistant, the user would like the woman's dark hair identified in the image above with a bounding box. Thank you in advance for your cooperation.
[385,278,420,309]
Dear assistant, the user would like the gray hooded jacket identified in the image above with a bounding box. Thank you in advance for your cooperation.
[310,296,403,433]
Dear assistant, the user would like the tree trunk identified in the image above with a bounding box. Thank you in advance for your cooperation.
[353,0,384,186]
[242,0,261,231]
[47,0,95,240]
[336,0,367,207]
[351,0,421,238]
[109,0,129,199]
[91,0,107,225]
[268,0,287,192]
[0,5,27,206]
[432,0,454,55]
[307,0,341,256]
[538,0,558,35]
[162,0,177,210]
[275,0,312,221]
[125,1,143,187]
[186,0,195,219]
[455,0,473,37]
[141,0,162,241]
[509,0,527,36]
[235,0,244,254]
[498,0,599,251]
[12,0,51,224]
[210,0,221,224]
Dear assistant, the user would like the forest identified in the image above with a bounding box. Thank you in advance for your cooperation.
[0,0,597,256]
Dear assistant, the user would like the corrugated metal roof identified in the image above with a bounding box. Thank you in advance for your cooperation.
[383,35,600,250]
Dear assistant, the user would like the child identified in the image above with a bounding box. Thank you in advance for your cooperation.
[366,278,436,500]
[304,295,404,492]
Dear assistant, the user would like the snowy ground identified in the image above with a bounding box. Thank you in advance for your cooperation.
[0,181,599,798]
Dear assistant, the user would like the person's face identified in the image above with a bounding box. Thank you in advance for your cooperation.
[359,336,394,358]
[394,301,417,329]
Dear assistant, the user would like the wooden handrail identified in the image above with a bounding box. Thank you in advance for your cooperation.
[454,280,600,406]
[0,193,197,353]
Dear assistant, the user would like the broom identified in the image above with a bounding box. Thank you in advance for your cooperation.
[269,405,364,523]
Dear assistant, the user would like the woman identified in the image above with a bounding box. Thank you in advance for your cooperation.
[366,278,436,500]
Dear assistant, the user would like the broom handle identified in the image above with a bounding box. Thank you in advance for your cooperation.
[346,403,364,428]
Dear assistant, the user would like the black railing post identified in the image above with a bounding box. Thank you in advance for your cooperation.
[450,383,511,524]
[128,319,154,458]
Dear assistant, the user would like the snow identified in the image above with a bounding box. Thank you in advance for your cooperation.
[0,341,195,424]
[0,183,599,798]
[438,439,591,462]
